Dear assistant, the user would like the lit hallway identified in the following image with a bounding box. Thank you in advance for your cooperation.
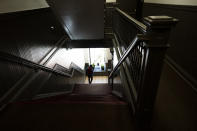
[85,76,108,84]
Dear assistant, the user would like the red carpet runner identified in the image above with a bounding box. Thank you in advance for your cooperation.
[0,84,135,131]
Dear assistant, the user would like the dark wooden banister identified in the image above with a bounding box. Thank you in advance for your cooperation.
[110,6,178,128]
[109,34,146,79]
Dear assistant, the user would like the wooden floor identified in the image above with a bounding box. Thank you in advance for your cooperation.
[85,76,108,84]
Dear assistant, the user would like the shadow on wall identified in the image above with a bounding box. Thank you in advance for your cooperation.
[151,62,197,131]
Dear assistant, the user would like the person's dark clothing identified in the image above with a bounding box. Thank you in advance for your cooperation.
[88,75,93,84]
[87,66,94,84]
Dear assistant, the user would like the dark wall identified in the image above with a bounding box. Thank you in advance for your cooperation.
[143,3,197,86]
[151,62,197,131]
[0,60,31,97]
[38,70,85,95]
[0,8,65,63]
[0,8,65,104]
[116,0,137,14]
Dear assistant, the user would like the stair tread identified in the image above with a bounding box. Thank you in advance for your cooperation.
[0,84,134,131]
[13,84,126,105]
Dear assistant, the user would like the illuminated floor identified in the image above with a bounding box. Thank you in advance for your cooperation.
[85,76,108,84]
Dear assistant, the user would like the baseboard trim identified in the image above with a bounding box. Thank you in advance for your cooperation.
[33,91,72,100]
[144,3,197,12]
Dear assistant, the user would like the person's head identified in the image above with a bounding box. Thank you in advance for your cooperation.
[90,65,92,67]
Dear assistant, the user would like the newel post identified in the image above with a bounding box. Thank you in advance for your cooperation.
[136,16,178,127]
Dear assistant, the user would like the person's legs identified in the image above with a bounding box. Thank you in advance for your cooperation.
[88,76,91,84]
[90,76,93,83]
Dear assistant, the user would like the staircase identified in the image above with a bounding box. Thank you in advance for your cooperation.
[0,2,179,131]
[0,84,135,131]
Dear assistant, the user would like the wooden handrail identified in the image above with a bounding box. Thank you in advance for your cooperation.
[111,7,179,126]
[109,34,146,79]
[0,51,85,111]
[115,8,147,33]
[0,51,84,78]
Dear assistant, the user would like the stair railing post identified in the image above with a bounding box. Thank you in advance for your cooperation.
[136,16,178,127]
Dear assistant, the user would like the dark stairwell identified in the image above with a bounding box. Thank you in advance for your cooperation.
[1,0,196,131]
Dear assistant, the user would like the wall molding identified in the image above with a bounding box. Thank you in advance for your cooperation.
[144,3,197,12]
[0,7,50,21]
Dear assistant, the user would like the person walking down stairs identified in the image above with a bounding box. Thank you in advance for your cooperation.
[87,65,94,84]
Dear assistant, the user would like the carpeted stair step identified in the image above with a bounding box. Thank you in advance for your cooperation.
[0,84,135,131]
[13,92,126,105]
[0,101,134,131]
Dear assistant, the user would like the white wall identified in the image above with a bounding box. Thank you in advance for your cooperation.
[106,0,116,3]
[46,48,86,70]
[104,48,112,63]
[0,0,49,13]
[145,0,197,6]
